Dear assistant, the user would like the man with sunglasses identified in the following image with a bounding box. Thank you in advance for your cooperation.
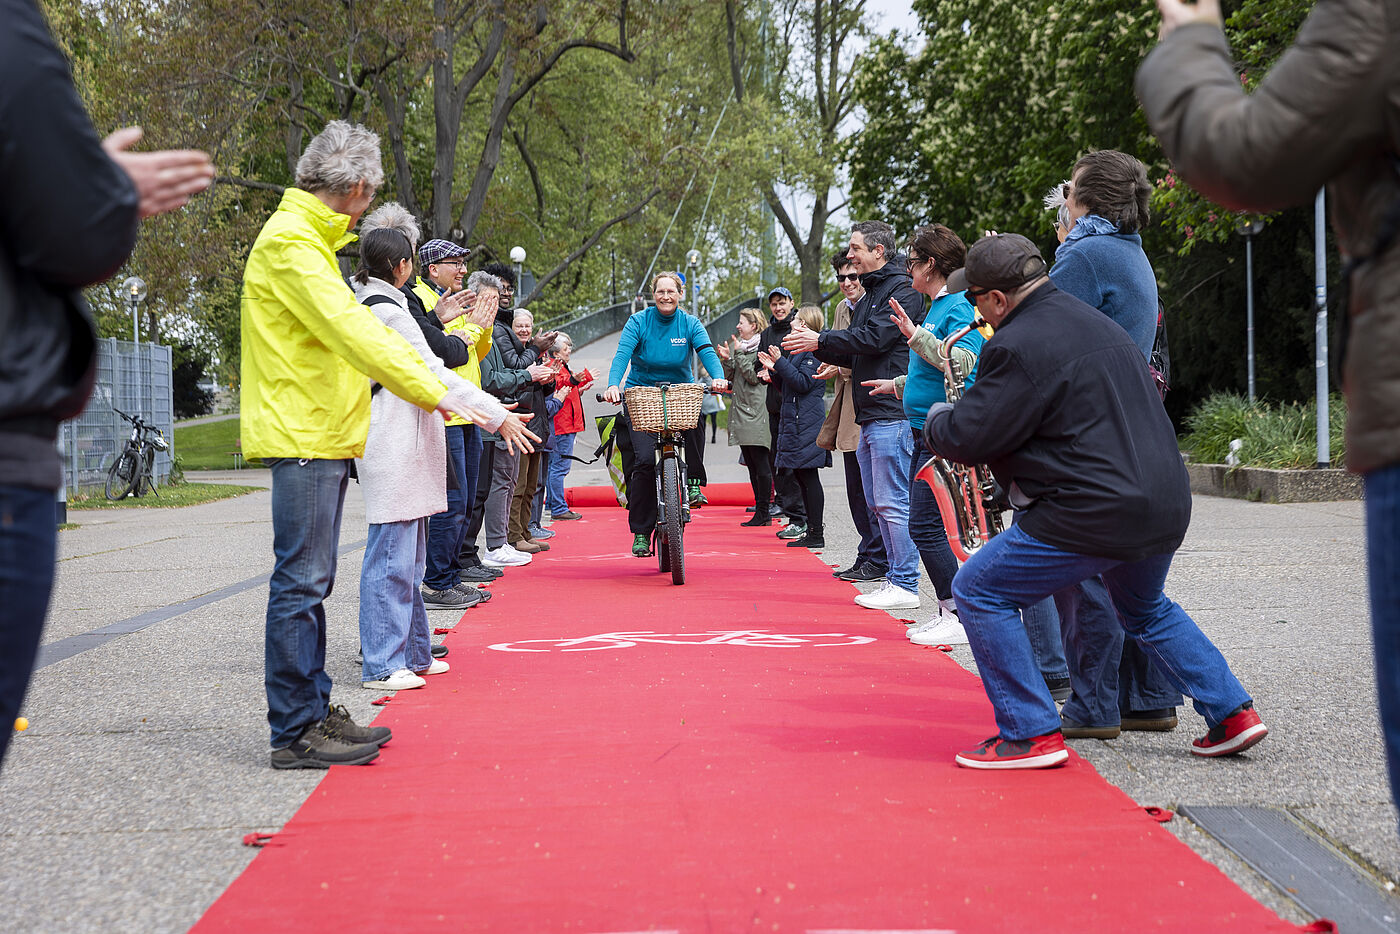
[925,234,1267,769]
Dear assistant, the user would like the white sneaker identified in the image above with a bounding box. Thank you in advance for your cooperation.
[362,668,426,691]
[483,545,531,567]
[415,659,450,676]
[909,617,969,646]
[854,583,921,610]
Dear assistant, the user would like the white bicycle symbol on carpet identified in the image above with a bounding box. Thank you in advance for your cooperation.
[488,630,877,652]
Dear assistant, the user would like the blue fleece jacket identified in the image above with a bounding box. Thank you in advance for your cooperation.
[1049,217,1157,359]
[608,306,724,389]
[902,290,984,430]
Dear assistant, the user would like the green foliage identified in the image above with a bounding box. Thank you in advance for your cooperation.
[1182,391,1346,468]
[171,340,214,419]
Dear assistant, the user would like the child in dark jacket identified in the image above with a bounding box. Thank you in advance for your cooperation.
[760,305,831,548]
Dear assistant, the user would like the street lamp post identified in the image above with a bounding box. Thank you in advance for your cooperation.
[686,249,701,315]
[509,245,526,307]
[121,276,148,415]
[1236,220,1265,402]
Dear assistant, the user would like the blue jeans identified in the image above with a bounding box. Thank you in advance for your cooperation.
[424,424,470,591]
[952,523,1251,741]
[1367,463,1400,815]
[1055,576,1183,727]
[0,485,58,769]
[360,518,432,681]
[545,432,578,515]
[908,436,959,600]
[264,458,349,748]
[856,419,919,593]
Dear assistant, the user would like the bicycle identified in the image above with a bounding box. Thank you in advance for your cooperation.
[598,383,725,585]
[105,408,169,500]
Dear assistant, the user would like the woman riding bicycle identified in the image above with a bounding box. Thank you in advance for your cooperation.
[604,272,727,556]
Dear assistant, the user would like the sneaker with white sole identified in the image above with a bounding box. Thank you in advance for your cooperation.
[909,617,969,645]
[362,668,426,691]
[854,583,920,610]
[483,545,531,567]
[416,659,450,676]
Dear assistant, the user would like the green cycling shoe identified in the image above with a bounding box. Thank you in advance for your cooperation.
[631,533,651,557]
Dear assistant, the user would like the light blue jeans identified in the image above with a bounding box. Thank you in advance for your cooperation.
[545,432,579,515]
[359,518,432,681]
[952,522,1251,741]
[856,419,920,593]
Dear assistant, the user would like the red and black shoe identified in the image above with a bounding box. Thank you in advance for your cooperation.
[955,731,1069,770]
[1191,703,1268,757]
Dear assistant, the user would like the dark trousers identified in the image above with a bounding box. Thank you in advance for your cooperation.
[908,437,959,600]
[618,412,681,535]
[461,438,496,566]
[424,423,478,590]
[685,425,707,485]
[767,416,805,522]
[844,450,887,570]
[0,485,58,770]
[740,444,772,512]
[793,467,824,535]
[1055,576,1185,727]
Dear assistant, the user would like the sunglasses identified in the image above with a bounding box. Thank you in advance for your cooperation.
[967,288,996,299]
[836,273,860,283]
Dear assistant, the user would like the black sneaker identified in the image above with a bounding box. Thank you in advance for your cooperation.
[323,704,391,747]
[270,720,380,769]
[460,564,501,583]
[453,582,491,603]
[788,534,824,548]
[421,585,482,609]
[839,561,887,582]
[741,511,772,527]
[1045,676,1072,704]
[1121,708,1179,731]
[431,644,449,659]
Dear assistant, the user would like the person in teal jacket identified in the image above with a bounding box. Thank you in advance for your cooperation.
[604,272,727,556]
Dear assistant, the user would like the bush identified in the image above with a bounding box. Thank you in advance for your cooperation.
[1182,392,1347,469]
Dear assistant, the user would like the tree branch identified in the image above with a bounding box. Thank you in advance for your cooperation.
[519,187,662,306]
[214,175,286,193]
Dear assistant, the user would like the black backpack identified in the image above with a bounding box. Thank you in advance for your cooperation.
[1149,297,1170,400]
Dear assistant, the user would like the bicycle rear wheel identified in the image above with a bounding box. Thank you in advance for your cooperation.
[105,448,138,499]
[661,457,685,585]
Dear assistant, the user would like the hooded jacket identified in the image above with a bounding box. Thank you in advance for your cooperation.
[1137,10,1400,473]
[814,255,927,425]
[1,0,140,490]
[240,189,449,459]
[771,351,833,471]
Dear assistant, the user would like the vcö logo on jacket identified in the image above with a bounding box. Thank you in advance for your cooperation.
[670,337,688,345]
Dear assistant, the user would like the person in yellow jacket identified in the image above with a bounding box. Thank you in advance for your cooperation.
[412,241,500,603]
[241,121,535,770]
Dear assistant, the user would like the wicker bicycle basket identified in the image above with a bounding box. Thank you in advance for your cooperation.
[624,383,705,433]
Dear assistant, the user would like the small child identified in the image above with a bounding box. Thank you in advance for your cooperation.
[758,305,831,549]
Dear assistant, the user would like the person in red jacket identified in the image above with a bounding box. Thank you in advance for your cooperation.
[545,334,593,521]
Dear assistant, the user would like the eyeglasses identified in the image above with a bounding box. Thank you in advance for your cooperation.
[432,259,466,268]
[836,273,860,283]
[967,288,995,299]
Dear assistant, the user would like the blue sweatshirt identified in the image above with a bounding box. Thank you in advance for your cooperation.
[903,291,983,430]
[608,306,724,390]
[1049,220,1157,359]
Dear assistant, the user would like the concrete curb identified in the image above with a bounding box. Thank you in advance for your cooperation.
[1186,462,1363,503]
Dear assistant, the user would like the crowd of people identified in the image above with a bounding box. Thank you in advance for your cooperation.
[6,0,1398,810]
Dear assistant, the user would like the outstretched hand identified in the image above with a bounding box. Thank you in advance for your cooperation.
[1154,0,1223,38]
[781,320,820,354]
[497,412,540,455]
[861,378,897,396]
[888,298,918,339]
[102,127,215,218]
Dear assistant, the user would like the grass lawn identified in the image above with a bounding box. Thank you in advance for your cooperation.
[68,482,262,509]
[174,418,251,470]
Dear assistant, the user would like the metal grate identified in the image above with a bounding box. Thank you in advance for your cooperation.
[1180,804,1400,933]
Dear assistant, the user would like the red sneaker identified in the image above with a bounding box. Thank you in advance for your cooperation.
[955,732,1069,770]
[1192,704,1268,757]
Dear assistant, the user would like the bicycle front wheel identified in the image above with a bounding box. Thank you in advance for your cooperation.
[661,456,685,585]
[135,445,156,497]
[105,449,138,499]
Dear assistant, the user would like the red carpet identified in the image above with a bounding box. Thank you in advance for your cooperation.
[567,481,756,508]
[194,506,1297,933]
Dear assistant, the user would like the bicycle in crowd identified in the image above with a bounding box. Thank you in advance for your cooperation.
[105,408,169,500]
[598,382,726,585]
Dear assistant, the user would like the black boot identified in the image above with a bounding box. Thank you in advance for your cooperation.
[741,504,772,527]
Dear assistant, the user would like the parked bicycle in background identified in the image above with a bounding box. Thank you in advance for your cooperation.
[105,408,169,499]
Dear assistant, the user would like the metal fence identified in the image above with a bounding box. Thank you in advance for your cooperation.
[59,338,174,495]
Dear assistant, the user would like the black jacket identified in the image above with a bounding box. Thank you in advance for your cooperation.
[758,314,796,415]
[814,255,927,425]
[491,310,552,439]
[923,282,1191,562]
[771,352,832,471]
[1,0,140,489]
[400,285,471,369]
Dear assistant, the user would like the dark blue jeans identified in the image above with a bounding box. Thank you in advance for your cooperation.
[424,424,477,591]
[1055,575,1183,727]
[953,523,1250,741]
[0,485,57,770]
[264,458,349,748]
[1366,463,1400,816]
[908,436,959,600]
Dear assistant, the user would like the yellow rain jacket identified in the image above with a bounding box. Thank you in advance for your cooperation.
[240,188,449,459]
[412,277,492,428]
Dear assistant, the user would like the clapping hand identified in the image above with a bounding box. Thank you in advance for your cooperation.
[716,339,732,362]
[531,329,559,352]
[435,287,472,325]
[468,290,496,328]
[1154,0,1222,38]
[527,363,553,382]
[813,362,840,380]
[781,318,820,354]
[101,127,214,218]
[888,298,918,340]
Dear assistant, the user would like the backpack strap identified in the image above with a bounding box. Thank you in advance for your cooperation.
[361,294,401,397]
